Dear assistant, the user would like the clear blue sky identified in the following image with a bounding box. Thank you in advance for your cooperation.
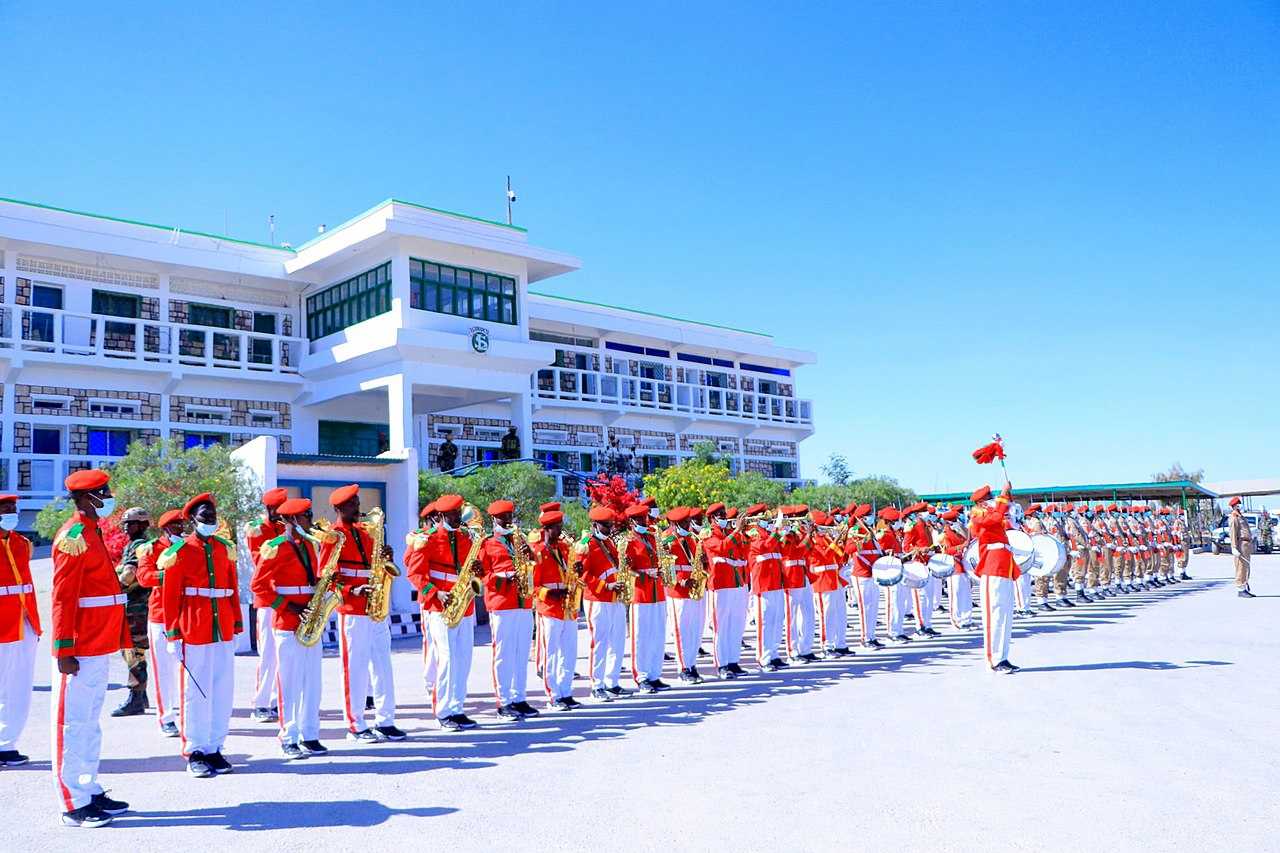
[3,2,1276,492]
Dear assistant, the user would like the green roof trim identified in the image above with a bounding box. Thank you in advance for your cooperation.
[527,290,773,338]
[0,196,295,253]
[277,453,402,466]
[293,197,526,252]
[920,479,1219,503]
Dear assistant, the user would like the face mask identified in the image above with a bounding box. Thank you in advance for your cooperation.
[493,521,512,536]
[759,522,774,533]
[195,521,218,538]
[442,520,458,532]
[690,521,703,533]
[0,514,17,532]
[96,497,117,518]
[593,526,611,540]
[632,524,648,535]
[649,508,659,519]
[675,526,690,537]
[715,518,729,529]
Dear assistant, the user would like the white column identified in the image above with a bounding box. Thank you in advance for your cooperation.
[390,252,411,327]
[384,448,419,613]
[511,391,533,462]
[385,374,414,454]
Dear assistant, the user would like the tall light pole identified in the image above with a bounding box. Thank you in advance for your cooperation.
[506,175,517,225]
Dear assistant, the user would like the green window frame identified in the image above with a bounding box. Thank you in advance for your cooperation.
[306,262,392,340]
[91,290,141,319]
[410,258,517,326]
[318,420,389,457]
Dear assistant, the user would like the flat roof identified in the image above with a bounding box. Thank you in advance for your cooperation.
[528,290,772,338]
[1202,478,1280,498]
[920,479,1219,504]
[292,197,526,253]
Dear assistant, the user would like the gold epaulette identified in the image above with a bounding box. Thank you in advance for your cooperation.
[157,541,185,571]
[54,523,87,557]
[136,541,155,561]
[258,534,286,562]
[405,530,429,552]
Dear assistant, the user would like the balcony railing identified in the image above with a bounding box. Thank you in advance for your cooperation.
[0,306,304,376]
[0,454,123,503]
[533,367,814,426]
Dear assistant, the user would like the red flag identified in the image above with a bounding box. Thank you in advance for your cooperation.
[972,439,1005,465]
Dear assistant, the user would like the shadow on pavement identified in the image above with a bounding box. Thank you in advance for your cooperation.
[109,799,455,830]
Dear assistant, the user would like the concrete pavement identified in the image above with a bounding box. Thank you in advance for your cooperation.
[3,553,1277,852]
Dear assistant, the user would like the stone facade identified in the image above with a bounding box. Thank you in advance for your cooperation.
[744,438,798,458]
[14,385,160,421]
[680,432,740,453]
[532,421,603,447]
[170,395,292,430]
[607,426,675,452]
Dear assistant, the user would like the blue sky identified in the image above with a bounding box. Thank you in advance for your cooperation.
[3,2,1276,492]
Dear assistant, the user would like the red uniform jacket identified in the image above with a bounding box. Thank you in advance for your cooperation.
[942,526,967,575]
[251,534,321,631]
[478,535,533,612]
[320,520,377,617]
[51,512,128,658]
[663,531,698,600]
[703,528,748,590]
[971,505,1018,580]
[533,538,574,621]
[876,528,901,557]
[748,529,786,594]
[808,533,843,593]
[905,520,932,559]
[246,517,285,607]
[848,524,879,578]
[161,533,243,644]
[625,532,665,604]
[405,527,476,617]
[134,534,172,624]
[574,535,620,604]
[0,530,41,642]
[781,533,812,589]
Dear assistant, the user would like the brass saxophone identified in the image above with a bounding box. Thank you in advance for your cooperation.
[514,526,536,598]
[296,520,345,647]
[362,507,398,623]
[688,529,711,600]
[656,532,678,587]
[611,531,636,606]
[562,550,583,618]
[441,504,485,628]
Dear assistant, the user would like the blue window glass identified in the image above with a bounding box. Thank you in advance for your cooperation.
[88,429,132,457]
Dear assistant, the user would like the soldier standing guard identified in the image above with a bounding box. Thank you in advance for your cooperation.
[1228,497,1255,598]
[111,507,152,717]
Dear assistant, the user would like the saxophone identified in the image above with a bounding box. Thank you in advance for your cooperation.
[656,532,678,586]
[441,504,486,629]
[362,507,398,623]
[688,529,711,600]
[296,520,345,647]
[514,526,536,598]
[611,531,636,606]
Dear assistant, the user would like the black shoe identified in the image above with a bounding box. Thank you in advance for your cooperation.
[889,634,912,645]
[376,725,407,741]
[1004,661,1021,673]
[91,792,129,814]
[110,690,147,718]
[663,652,674,661]
[1239,589,1256,598]
[764,661,782,672]
[348,728,382,744]
[61,804,112,828]
[924,628,942,638]
[439,716,464,731]
[728,663,749,674]
[605,686,632,698]
[365,696,375,710]
[687,667,705,684]
[281,742,309,760]
[590,688,614,701]
[834,647,853,656]
[678,668,697,683]
[638,679,660,694]
[1179,573,1191,581]
[550,697,574,711]
[497,704,524,719]
[206,751,233,774]
[801,653,821,663]
[866,639,885,649]
[300,739,328,755]
[992,660,1016,674]
[512,701,541,716]
[1038,602,1056,612]
[1056,596,1074,608]
[454,714,479,729]
[717,666,738,679]
[1076,590,1091,602]
[650,679,672,691]
[187,751,215,778]
[251,707,278,723]
[160,721,180,738]
[564,696,584,708]
[697,646,710,658]
[0,750,29,766]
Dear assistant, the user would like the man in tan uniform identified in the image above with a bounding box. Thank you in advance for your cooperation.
[1228,497,1254,598]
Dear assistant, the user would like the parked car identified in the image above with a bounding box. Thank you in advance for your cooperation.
[1209,513,1262,554]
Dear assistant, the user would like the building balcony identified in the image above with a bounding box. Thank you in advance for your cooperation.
[0,305,304,378]
[532,367,814,428]
[0,453,122,504]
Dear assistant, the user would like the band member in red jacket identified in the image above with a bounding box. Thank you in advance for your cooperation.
[251,497,327,759]
[160,493,242,777]
[0,494,39,768]
[779,505,818,663]
[404,494,478,731]
[703,503,750,678]
[663,507,706,683]
[876,507,911,644]
[844,504,881,648]
[619,505,669,693]
[902,502,941,637]
[245,487,287,723]
[970,483,1019,673]
[322,485,405,743]
[807,511,849,657]
[576,505,631,700]
[534,510,580,709]
[50,469,131,827]
[477,499,539,719]
[936,508,974,630]
[134,508,184,736]
[747,503,788,671]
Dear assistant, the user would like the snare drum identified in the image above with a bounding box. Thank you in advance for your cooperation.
[963,540,980,578]
[901,560,929,589]
[1029,534,1067,578]
[1006,530,1036,567]
[871,556,904,587]
[927,553,955,579]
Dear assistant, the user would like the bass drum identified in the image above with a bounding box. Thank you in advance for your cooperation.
[1006,530,1037,567]
[901,560,929,589]
[927,553,956,579]
[1029,533,1067,578]
[871,556,904,587]
[963,540,981,578]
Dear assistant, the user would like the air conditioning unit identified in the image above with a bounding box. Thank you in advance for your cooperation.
[640,435,668,449]
[717,439,737,452]
[535,429,571,445]
[614,434,636,447]
[474,428,504,442]
[574,431,600,445]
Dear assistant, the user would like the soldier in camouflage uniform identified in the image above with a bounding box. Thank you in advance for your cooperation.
[111,507,153,717]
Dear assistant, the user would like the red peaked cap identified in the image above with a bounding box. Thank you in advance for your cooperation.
[419,501,437,519]
[183,492,215,518]
[435,494,464,513]
[539,502,561,512]
[724,507,739,519]
[329,484,360,508]
[589,506,618,523]
[65,469,110,492]
[262,487,288,509]
[666,507,691,523]
[278,497,311,516]
[1229,496,1241,507]
[487,499,515,516]
[852,503,872,519]
[744,503,768,516]
[706,502,726,517]
[971,485,992,503]
[878,507,900,521]
[903,501,928,515]
[810,510,832,526]
[539,510,564,526]
[1026,504,1042,514]
[624,505,650,520]
[940,508,960,521]
[157,509,184,529]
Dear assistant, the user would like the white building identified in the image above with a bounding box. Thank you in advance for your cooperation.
[0,195,815,609]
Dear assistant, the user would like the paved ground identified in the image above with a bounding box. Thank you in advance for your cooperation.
[4,553,1277,852]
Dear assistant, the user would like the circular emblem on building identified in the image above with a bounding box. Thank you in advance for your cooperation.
[469,326,490,354]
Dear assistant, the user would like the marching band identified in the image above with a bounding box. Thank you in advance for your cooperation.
[0,470,1199,827]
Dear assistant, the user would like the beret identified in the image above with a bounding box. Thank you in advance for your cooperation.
[329,484,360,507]
[66,469,109,492]
[277,497,311,516]
[1026,504,1042,514]
[263,487,289,509]
[539,510,564,526]
[903,501,928,515]
[724,507,739,519]
[488,499,515,516]
[666,507,691,523]
[624,505,650,520]
[689,507,704,519]
[419,501,437,519]
[745,502,768,516]
[1229,496,1241,507]
[940,508,960,521]
[851,503,872,519]
[971,485,992,503]
[157,509,184,529]
[183,492,215,518]
[588,506,617,523]
[810,510,832,526]
[540,502,561,512]
[878,507,900,521]
[706,502,726,517]
[435,494,464,513]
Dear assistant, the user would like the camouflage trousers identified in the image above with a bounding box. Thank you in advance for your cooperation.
[121,609,150,692]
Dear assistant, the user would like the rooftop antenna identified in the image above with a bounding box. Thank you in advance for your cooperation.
[268,214,276,246]
[506,175,517,225]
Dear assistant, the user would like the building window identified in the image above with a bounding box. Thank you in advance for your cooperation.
[250,313,277,364]
[32,427,61,455]
[29,284,62,342]
[32,397,70,414]
[189,303,233,329]
[91,290,140,319]
[183,432,224,449]
[88,428,133,457]
[318,421,389,457]
[530,330,596,348]
[184,405,230,424]
[410,258,516,326]
[249,411,278,428]
[306,262,392,340]
[89,400,139,417]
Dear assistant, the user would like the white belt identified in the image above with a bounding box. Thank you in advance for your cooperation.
[184,587,234,598]
[783,559,806,567]
[430,570,458,582]
[0,584,33,596]
[542,582,566,590]
[339,568,372,578]
[858,549,878,556]
[491,570,516,579]
[276,585,314,595]
[638,568,659,576]
[1069,550,1081,557]
[756,552,782,560]
[711,557,747,567]
[811,564,838,572]
[986,543,1007,551]
[600,569,616,580]
[79,594,126,607]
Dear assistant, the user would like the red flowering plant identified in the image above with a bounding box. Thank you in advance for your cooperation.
[585,473,641,515]
[99,513,130,563]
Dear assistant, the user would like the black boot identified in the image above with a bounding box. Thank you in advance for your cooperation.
[111,690,147,717]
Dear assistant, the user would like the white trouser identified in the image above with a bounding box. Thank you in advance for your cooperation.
[0,622,37,750]
[629,602,666,684]
[421,606,437,690]
[585,600,625,690]
[1014,573,1032,611]
[886,582,910,636]
[338,613,396,732]
[274,629,322,744]
[948,574,974,628]
[815,589,846,652]
[538,615,578,701]
[426,611,474,719]
[980,575,1015,668]
[851,577,880,644]
[910,584,934,630]
[51,653,109,811]
[489,608,533,706]
[753,589,785,665]
[179,640,234,755]
[783,584,815,657]
[252,607,278,709]
[928,575,943,611]
[670,597,706,671]
[710,587,748,668]
[146,621,180,727]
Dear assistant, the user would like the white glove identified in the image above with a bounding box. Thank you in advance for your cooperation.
[167,639,183,656]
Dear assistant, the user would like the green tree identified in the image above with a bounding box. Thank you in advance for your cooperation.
[643,459,734,511]
[1151,463,1205,484]
[34,439,261,540]
[820,453,852,486]
[418,462,556,529]
[690,440,726,467]
[722,470,788,509]
[789,475,917,512]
